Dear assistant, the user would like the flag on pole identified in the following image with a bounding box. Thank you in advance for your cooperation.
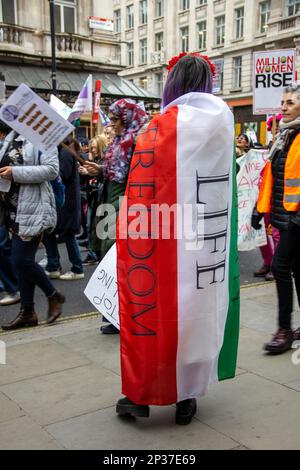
[99,109,110,126]
[116,92,240,405]
[68,74,93,122]
[92,79,101,124]
[50,94,72,120]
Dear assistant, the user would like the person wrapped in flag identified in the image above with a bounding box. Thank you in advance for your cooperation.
[116,53,240,425]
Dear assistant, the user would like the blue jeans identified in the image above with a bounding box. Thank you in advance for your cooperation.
[0,225,19,294]
[44,232,83,274]
[12,234,55,308]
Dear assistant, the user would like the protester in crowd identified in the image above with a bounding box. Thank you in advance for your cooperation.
[84,99,148,334]
[78,134,108,265]
[0,126,65,330]
[76,138,90,244]
[115,53,239,424]
[252,84,300,354]
[0,121,20,306]
[267,114,283,149]
[235,133,254,173]
[43,136,84,281]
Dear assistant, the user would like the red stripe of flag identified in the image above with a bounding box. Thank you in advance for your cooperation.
[117,107,179,405]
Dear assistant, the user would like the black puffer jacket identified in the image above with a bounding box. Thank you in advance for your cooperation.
[270,130,299,231]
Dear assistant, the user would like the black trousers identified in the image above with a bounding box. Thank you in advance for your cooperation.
[271,223,300,330]
[12,234,55,309]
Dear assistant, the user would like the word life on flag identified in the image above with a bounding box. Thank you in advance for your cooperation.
[0,84,74,156]
[84,244,119,330]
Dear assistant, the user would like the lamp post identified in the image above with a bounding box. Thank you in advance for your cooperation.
[49,0,57,94]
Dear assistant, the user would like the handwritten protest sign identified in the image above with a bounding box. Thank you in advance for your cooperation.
[84,244,119,329]
[0,84,74,156]
[237,149,269,251]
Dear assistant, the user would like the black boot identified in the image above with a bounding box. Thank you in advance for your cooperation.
[116,397,150,418]
[100,323,119,335]
[176,398,197,425]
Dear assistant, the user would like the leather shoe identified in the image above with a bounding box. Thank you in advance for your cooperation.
[254,265,270,277]
[47,291,65,324]
[2,307,38,331]
[263,328,294,354]
[176,398,197,425]
[116,397,149,418]
[100,323,119,335]
[293,326,300,341]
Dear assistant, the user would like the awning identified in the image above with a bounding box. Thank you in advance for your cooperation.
[1,64,159,100]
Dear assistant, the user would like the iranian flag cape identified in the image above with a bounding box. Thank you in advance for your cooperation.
[117,92,240,405]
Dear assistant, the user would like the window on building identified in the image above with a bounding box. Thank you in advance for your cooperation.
[126,4,134,29]
[140,76,148,90]
[155,0,164,17]
[54,0,76,34]
[259,0,271,33]
[0,0,16,24]
[114,9,121,33]
[180,0,190,11]
[155,32,164,51]
[234,7,244,39]
[140,0,147,25]
[215,15,225,46]
[233,56,242,88]
[155,72,164,97]
[197,20,206,50]
[127,42,134,66]
[140,38,147,64]
[197,0,207,5]
[180,26,189,52]
[287,0,300,16]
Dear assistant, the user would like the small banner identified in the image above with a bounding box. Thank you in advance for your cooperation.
[0,84,74,156]
[237,149,269,251]
[84,244,119,329]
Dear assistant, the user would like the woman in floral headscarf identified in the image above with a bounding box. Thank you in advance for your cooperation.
[84,98,148,333]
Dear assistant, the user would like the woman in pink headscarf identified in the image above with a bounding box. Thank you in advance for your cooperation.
[84,98,148,334]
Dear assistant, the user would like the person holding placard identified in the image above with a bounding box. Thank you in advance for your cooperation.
[0,124,65,330]
[252,84,300,354]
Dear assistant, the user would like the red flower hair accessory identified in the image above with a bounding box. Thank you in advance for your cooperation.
[167,52,216,77]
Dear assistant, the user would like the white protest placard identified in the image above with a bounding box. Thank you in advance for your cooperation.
[253,49,296,115]
[0,84,74,156]
[237,149,269,251]
[84,244,119,329]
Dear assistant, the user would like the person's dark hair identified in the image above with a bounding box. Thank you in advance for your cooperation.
[0,119,12,136]
[238,133,254,149]
[162,55,213,107]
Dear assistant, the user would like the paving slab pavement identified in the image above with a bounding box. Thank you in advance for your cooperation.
[1,283,300,450]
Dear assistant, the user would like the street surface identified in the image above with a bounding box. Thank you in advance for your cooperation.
[0,243,267,325]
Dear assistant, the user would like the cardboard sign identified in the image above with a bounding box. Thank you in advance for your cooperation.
[84,244,119,329]
[0,84,74,155]
[237,149,269,251]
[253,49,296,115]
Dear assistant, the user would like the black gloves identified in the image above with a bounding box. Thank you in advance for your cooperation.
[251,209,264,230]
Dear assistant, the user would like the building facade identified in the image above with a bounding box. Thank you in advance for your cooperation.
[113,0,300,142]
[0,0,156,111]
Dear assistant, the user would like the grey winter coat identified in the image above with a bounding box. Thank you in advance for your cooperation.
[0,131,59,238]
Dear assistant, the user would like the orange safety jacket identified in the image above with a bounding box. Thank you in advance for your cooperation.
[257,133,300,214]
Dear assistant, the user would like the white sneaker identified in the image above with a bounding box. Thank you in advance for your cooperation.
[59,271,85,281]
[45,270,62,279]
[0,292,21,306]
[38,257,48,268]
